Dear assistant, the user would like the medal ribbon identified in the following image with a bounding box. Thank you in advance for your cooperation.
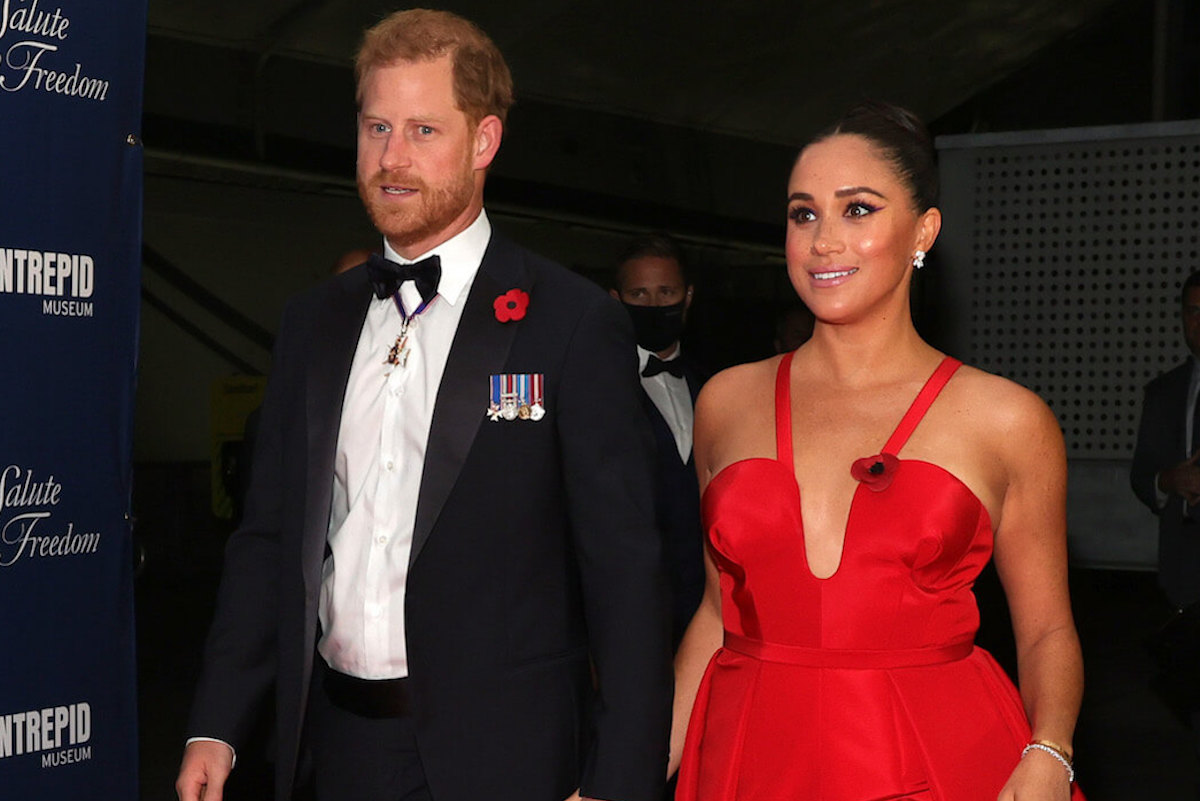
[487,373,546,417]
[393,292,435,322]
[384,293,438,370]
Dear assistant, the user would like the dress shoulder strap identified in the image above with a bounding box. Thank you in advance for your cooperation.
[881,357,963,455]
[775,352,795,467]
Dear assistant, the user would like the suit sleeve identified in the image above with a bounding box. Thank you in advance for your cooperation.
[184,302,297,748]
[1132,377,1180,515]
[556,294,673,801]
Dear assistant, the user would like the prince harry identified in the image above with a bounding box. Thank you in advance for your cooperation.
[176,9,671,801]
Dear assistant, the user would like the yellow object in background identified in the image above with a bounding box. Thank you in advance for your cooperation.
[210,376,267,519]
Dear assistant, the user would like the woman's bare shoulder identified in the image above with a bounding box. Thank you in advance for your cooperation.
[703,356,782,389]
[697,356,782,414]
[948,363,1062,443]
[694,355,784,480]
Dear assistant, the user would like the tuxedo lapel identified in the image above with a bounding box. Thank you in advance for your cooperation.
[685,367,703,403]
[640,384,695,467]
[411,236,530,567]
[1165,361,1191,464]
[640,387,672,438]
[302,272,373,591]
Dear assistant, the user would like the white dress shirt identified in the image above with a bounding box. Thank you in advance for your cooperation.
[318,210,491,679]
[1185,358,1200,455]
[637,345,693,463]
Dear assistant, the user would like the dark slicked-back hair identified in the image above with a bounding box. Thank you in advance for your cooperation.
[806,100,938,212]
[355,8,514,126]
[613,233,690,291]
[1180,270,1200,304]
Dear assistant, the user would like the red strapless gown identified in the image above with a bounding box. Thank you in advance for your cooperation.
[676,355,1085,800]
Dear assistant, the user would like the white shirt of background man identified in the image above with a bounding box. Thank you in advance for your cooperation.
[637,345,693,463]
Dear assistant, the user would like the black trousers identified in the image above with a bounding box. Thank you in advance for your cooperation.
[302,659,433,801]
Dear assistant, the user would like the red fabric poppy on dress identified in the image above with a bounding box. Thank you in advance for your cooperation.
[850,452,900,492]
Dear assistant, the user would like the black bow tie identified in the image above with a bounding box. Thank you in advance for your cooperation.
[366,253,442,304]
[643,355,684,378]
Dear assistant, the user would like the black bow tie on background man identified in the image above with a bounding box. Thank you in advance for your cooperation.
[366,253,442,304]
[642,354,684,378]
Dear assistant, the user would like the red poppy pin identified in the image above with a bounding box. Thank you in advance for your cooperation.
[850,453,900,492]
[494,289,529,323]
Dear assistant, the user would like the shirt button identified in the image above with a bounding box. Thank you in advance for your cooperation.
[385,460,394,471]
[377,535,387,545]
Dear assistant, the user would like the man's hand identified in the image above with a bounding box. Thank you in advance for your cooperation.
[176,740,234,801]
[1159,451,1200,505]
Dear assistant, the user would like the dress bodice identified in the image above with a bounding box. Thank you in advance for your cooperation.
[702,354,993,654]
[677,354,1085,800]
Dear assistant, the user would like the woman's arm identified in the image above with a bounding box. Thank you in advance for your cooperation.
[668,550,723,777]
[666,372,743,777]
[991,388,1083,799]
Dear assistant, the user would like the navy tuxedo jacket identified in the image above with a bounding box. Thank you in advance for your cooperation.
[1132,360,1200,607]
[639,358,706,645]
[188,234,673,801]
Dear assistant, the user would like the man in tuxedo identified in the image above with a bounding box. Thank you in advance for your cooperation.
[176,10,671,801]
[609,235,705,646]
[1132,270,1200,610]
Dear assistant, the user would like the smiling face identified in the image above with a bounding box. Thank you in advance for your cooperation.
[356,55,501,259]
[785,134,940,325]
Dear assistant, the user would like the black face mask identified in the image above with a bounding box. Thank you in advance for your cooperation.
[623,301,686,353]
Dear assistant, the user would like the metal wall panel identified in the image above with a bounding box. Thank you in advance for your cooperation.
[937,120,1200,568]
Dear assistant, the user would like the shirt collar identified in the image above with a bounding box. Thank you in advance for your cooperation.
[380,209,492,307]
[637,344,681,372]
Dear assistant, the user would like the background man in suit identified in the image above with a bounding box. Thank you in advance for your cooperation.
[1132,268,1200,766]
[773,301,815,354]
[332,247,378,275]
[176,10,671,801]
[609,234,705,646]
[1132,269,1200,611]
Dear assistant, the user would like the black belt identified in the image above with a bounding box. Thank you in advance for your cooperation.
[322,664,411,718]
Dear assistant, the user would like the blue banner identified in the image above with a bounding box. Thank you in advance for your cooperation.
[0,0,145,798]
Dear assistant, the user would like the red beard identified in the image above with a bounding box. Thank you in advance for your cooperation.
[358,163,475,252]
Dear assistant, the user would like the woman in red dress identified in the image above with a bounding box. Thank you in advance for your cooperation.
[671,101,1085,801]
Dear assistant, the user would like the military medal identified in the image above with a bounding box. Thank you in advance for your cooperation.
[384,294,436,371]
[488,373,545,421]
[386,319,413,368]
